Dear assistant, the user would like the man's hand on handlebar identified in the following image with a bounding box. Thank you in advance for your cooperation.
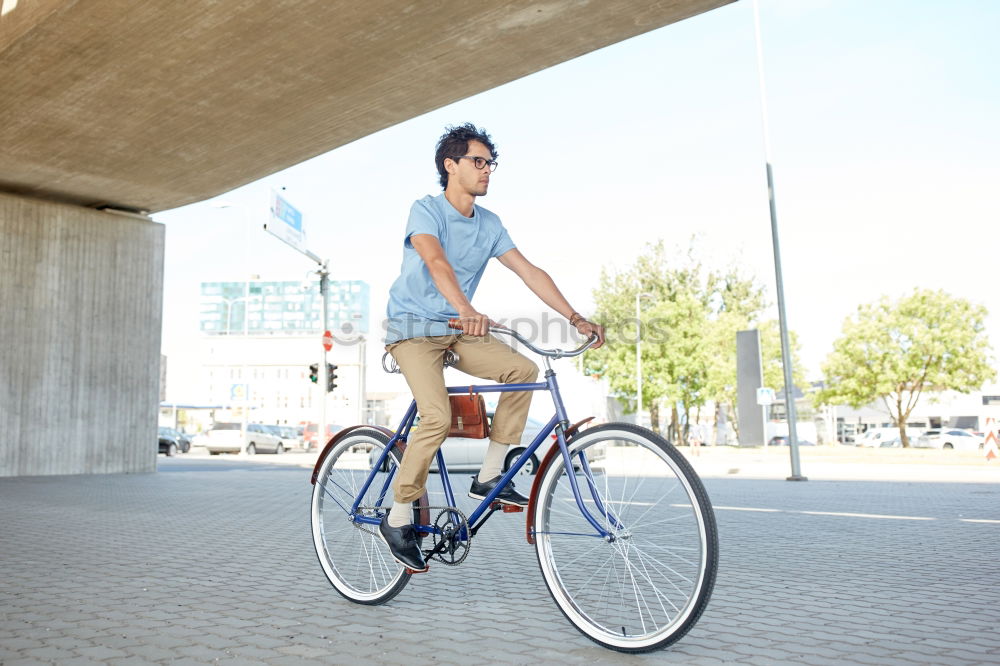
[451,311,494,337]
[574,318,605,349]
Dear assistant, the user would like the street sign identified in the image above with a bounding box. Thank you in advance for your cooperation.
[265,189,307,254]
[322,330,333,352]
[756,387,776,406]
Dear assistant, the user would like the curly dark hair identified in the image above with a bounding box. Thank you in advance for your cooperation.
[434,123,498,189]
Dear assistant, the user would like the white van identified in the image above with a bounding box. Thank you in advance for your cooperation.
[205,422,284,455]
[855,427,899,448]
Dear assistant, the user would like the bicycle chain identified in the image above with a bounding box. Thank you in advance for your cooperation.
[350,505,472,566]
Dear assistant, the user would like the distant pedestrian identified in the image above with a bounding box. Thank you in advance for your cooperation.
[689,423,704,456]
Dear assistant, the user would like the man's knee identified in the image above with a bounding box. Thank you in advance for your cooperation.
[417,404,451,439]
[501,357,538,384]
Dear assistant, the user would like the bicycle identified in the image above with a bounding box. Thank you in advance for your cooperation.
[309,322,718,653]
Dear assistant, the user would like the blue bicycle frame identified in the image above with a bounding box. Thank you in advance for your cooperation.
[347,368,620,540]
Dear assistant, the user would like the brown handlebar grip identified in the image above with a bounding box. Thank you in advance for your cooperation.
[447,318,463,330]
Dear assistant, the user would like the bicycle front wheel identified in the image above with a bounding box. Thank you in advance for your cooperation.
[311,428,412,605]
[533,423,718,652]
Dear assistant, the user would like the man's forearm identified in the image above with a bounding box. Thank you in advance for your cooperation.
[520,266,576,320]
[426,257,475,315]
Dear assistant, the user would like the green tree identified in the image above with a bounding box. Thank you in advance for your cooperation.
[758,320,806,406]
[587,241,708,438]
[586,240,802,444]
[816,289,994,447]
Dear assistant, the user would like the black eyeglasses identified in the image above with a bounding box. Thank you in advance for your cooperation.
[452,155,498,172]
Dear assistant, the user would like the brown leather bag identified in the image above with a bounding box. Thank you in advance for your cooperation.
[449,392,489,439]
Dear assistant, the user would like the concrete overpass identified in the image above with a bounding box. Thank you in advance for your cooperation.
[0,0,732,476]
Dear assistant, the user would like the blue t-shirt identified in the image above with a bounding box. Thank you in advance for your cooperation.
[384,193,516,343]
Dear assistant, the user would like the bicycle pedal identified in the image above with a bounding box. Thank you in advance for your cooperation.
[491,501,524,513]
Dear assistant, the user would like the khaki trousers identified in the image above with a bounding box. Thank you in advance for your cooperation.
[386,333,539,503]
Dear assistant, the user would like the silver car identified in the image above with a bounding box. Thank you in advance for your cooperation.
[205,422,285,455]
[266,425,300,451]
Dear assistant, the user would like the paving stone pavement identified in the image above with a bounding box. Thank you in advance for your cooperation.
[2,456,999,665]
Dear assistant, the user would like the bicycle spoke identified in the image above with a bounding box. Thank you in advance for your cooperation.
[631,544,680,616]
[626,513,695,529]
[631,546,691,601]
[567,550,619,601]
[550,538,609,572]
[629,540,701,552]
[620,481,686,530]
[623,551,649,636]
[626,536,698,579]
[626,547,687,613]
[318,480,352,514]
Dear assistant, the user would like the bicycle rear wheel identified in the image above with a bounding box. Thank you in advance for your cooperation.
[533,423,717,652]
[311,429,413,605]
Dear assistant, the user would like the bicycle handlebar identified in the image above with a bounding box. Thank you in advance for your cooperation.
[447,318,598,359]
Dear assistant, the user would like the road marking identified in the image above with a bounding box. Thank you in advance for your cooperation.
[706,505,943,521]
[798,510,934,521]
[697,505,780,513]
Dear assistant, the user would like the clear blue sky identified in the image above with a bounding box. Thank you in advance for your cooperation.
[156,0,1000,395]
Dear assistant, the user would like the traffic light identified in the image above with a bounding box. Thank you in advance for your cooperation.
[308,363,319,384]
[326,363,338,393]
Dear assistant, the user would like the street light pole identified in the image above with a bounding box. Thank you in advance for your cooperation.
[318,263,329,451]
[635,287,643,428]
[752,0,805,481]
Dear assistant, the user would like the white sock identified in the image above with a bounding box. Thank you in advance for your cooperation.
[388,499,412,528]
[477,440,508,483]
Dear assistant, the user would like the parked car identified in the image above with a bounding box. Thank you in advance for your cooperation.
[767,436,815,447]
[431,414,551,474]
[266,425,300,450]
[858,427,925,448]
[158,426,190,456]
[854,428,899,448]
[204,422,286,455]
[304,423,344,450]
[915,429,984,451]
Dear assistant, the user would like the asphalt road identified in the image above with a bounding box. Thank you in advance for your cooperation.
[2,456,998,665]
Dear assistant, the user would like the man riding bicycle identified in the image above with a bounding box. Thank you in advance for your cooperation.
[380,123,605,571]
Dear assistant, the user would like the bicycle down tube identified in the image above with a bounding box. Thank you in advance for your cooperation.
[344,377,617,540]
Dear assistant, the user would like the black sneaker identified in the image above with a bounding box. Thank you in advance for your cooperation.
[378,516,428,572]
[469,474,529,506]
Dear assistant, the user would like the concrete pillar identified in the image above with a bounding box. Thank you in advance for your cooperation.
[736,329,765,447]
[0,193,163,476]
